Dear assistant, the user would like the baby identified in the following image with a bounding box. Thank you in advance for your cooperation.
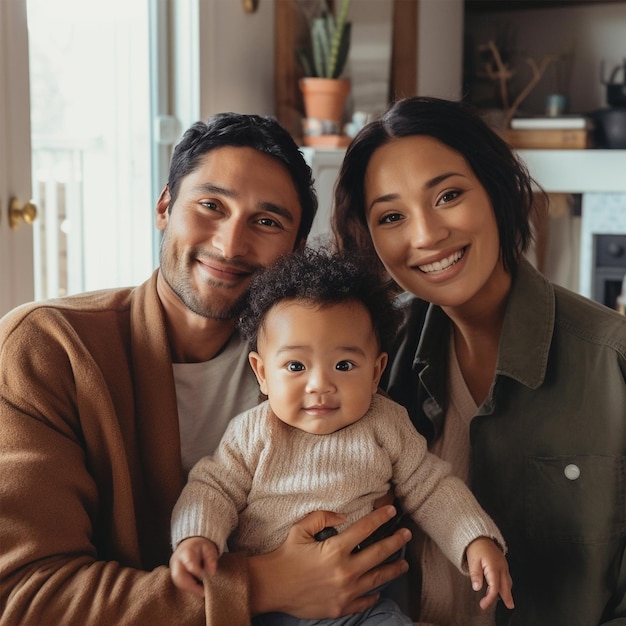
[170,247,514,625]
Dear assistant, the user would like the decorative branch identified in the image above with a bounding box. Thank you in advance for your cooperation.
[479,39,559,129]
[480,40,514,111]
[502,55,558,129]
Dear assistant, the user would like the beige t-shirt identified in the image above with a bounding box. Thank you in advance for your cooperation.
[173,331,260,474]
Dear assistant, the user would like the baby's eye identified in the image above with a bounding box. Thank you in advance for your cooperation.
[335,361,354,371]
[286,361,305,372]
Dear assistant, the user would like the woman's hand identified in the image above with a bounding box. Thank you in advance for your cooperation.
[466,537,514,611]
[248,505,411,619]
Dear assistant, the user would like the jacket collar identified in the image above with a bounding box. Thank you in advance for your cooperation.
[496,257,555,389]
[130,270,185,565]
[413,257,555,408]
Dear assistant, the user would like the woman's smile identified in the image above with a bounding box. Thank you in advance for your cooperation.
[417,247,466,274]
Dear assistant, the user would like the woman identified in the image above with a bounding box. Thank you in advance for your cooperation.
[332,96,626,626]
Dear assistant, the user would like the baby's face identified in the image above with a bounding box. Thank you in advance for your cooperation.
[248,299,387,435]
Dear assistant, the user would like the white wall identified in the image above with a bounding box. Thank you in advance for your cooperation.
[198,0,275,119]
[172,0,276,132]
[417,0,465,99]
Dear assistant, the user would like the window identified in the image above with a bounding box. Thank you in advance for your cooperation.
[27,0,167,298]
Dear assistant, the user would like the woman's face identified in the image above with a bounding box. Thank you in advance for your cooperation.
[364,135,510,311]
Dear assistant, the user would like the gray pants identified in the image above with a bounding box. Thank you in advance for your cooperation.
[252,598,413,626]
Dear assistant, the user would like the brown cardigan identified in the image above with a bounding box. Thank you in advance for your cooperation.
[0,271,250,625]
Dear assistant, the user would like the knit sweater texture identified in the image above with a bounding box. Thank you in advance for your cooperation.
[171,394,505,573]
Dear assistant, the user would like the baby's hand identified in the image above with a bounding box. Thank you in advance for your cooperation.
[170,536,219,598]
[466,537,514,611]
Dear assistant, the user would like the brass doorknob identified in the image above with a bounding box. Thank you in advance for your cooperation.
[9,197,38,230]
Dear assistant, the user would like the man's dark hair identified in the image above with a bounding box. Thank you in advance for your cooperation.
[167,112,318,244]
[238,247,401,353]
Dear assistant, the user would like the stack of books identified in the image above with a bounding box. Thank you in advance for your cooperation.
[503,115,594,149]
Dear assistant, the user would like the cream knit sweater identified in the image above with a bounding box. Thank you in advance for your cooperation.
[172,394,504,573]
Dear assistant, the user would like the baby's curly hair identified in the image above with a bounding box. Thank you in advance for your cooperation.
[238,247,401,353]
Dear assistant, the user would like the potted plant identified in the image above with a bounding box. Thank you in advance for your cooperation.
[297,0,352,145]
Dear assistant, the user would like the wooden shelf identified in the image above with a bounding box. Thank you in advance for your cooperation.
[465,0,624,12]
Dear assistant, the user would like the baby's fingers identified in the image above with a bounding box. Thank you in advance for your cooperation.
[469,562,485,597]
[481,566,514,611]
[170,556,206,598]
[478,580,500,610]
[466,538,514,611]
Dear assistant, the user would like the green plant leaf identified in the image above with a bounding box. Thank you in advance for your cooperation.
[297,0,351,78]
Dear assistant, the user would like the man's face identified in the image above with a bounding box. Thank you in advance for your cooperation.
[156,146,303,320]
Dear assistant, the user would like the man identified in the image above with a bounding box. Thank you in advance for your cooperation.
[0,113,409,625]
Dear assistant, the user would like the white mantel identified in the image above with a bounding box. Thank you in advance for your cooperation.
[517,150,626,194]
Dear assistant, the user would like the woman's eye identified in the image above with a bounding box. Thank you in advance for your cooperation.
[200,201,218,211]
[378,212,403,225]
[335,361,354,371]
[286,361,305,372]
[438,190,461,204]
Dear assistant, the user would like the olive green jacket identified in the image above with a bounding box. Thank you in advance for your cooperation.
[383,258,626,626]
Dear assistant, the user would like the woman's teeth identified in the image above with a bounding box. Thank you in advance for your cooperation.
[419,249,464,274]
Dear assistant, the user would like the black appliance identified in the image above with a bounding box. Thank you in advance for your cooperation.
[593,234,626,309]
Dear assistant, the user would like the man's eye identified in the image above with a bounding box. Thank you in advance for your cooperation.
[257,217,282,228]
[335,361,354,371]
[286,361,305,372]
[200,201,218,210]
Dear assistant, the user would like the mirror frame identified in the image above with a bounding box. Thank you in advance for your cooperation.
[274,0,418,143]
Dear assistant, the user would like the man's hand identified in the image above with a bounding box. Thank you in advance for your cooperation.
[169,536,219,598]
[248,505,411,619]
[466,537,514,611]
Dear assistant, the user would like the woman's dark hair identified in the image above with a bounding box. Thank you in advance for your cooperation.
[333,96,541,274]
[167,112,318,245]
[238,247,401,354]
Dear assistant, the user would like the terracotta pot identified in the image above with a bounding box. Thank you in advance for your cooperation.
[299,77,350,132]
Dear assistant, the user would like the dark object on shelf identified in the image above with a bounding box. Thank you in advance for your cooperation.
[607,83,626,107]
[602,58,626,107]
[591,108,626,148]
[592,60,626,147]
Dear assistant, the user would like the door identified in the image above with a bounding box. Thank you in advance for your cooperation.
[0,0,35,316]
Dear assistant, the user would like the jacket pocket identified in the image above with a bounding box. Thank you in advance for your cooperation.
[526,455,626,543]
